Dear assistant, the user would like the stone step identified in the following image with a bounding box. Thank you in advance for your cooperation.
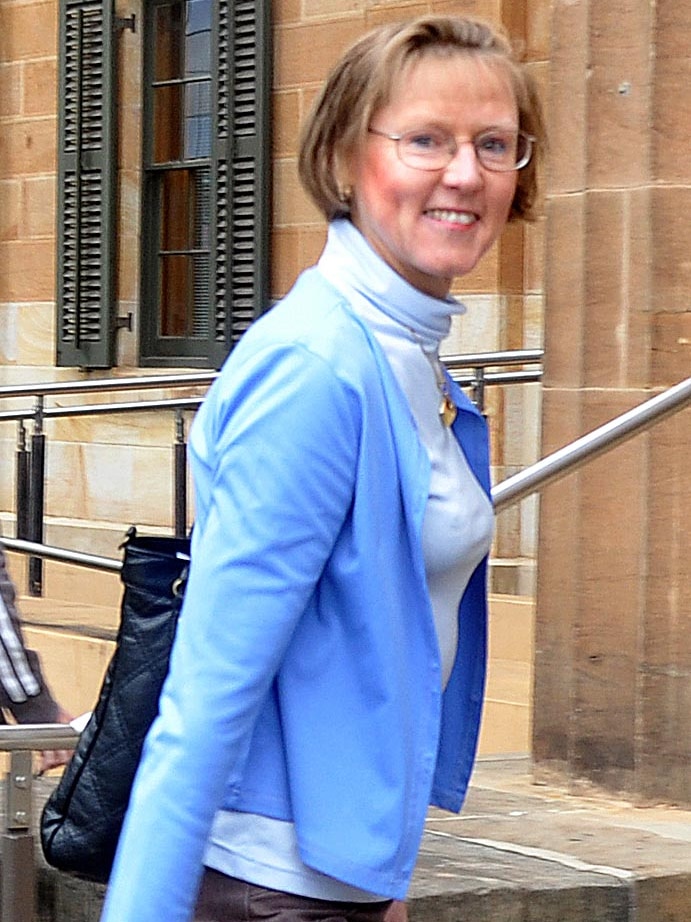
[17,757,691,922]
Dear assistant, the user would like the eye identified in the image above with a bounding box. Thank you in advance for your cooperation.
[476,131,516,159]
[401,129,449,153]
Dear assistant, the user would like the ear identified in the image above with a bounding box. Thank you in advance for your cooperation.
[334,145,356,203]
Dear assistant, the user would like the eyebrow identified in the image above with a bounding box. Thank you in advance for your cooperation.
[379,123,520,136]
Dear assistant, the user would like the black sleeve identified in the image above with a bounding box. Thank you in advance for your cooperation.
[0,547,60,722]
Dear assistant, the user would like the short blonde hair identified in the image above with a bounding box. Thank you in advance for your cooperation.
[299,16,545,222]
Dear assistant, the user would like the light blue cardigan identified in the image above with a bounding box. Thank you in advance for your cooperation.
[101,267,490,922]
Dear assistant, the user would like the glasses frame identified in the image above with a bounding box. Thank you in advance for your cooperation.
[368,126,535,173]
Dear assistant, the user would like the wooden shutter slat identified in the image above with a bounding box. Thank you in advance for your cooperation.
[209,0,271,368]
[57,0,117,368]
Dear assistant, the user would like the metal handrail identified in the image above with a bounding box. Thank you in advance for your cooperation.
[0,379,547,425]
[0,371,217,401]
[445,350,542,407]
[0,724,79,752]
[0,351,543,404]
[0,536,121,572]
[451,369,542,388]
[444,348,543,369]
[493,376,691,512]
[0,396,203,425]
[0,351,543,578]
[3,376,689,572]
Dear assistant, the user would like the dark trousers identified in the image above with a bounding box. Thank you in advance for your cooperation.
[194,869,392,922]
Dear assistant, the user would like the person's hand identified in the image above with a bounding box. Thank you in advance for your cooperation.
[385,900,408,922]
[38,706,75,774]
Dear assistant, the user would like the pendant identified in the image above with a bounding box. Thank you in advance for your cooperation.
[439,394,457,427]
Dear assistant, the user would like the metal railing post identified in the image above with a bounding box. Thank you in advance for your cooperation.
[174,410,188,538]
[28,398,45,596]
[471,366,486,413]
[0,727,79,922]
[15,422,30,540]
[2,750,35,922]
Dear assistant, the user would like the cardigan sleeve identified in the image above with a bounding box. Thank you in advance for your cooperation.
[101,339,363,922]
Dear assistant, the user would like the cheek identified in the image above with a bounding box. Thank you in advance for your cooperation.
[352,149,423,220]
[356,158,397,209]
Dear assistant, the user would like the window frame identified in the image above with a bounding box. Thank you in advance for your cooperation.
[138,0,273,369]
[55,0,272,371]
[139,0,214,365]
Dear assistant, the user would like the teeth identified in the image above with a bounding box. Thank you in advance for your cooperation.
[427,210,477,224]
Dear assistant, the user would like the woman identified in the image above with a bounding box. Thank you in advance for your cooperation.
[101,15,544,922]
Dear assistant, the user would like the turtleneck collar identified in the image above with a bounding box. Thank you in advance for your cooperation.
[317,218,465,348]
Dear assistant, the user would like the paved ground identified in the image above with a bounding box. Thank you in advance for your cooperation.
[408,755,691,920]
[8,756,691,920]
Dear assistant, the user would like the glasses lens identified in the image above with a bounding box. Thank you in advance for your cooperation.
[475,130,532,171]
[393,128,533,172]
[397,129,453,171]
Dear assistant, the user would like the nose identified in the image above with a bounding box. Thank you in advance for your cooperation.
[441,141,484,188]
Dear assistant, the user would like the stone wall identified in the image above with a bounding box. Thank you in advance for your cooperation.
[534,0,691,803]
[0,0,58,369]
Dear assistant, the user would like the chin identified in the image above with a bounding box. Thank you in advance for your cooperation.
[424,247,488,278]
[430,260,481,282]
[450,250,493,279]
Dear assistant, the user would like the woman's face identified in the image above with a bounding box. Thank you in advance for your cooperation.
[346,54,519,298]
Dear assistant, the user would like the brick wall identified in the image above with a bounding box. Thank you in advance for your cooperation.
[0,0,58,368]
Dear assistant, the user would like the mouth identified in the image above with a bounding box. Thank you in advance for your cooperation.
[425,209,479,225]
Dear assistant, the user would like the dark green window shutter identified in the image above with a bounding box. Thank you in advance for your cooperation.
[209,0,272,369]
[56,0,117,368]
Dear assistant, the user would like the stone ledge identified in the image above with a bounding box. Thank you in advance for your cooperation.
[7,760,691,921]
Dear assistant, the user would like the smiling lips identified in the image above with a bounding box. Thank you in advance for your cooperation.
[425,208,478,225]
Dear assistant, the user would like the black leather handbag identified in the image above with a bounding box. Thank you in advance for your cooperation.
[40,528,190,883]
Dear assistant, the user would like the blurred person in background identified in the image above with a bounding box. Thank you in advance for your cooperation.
[0,544,73,771]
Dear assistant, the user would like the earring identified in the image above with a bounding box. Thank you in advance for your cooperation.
[338,184,353,204]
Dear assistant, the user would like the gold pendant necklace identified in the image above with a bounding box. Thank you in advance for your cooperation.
[434,364,458,427]
[410,330,458,427]
[438,387,458,427]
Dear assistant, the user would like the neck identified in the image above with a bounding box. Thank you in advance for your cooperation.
[317,218,465,346]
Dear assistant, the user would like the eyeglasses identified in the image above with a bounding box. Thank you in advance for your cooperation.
[368,126,535,173]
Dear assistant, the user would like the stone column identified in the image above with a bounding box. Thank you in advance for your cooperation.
[534,0,691,801]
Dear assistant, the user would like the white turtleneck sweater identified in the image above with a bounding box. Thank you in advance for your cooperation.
[319,219,494,687]
[204,219,494,902]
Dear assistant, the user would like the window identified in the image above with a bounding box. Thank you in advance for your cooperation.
[56,0,272,370]
[141,0,213,360]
